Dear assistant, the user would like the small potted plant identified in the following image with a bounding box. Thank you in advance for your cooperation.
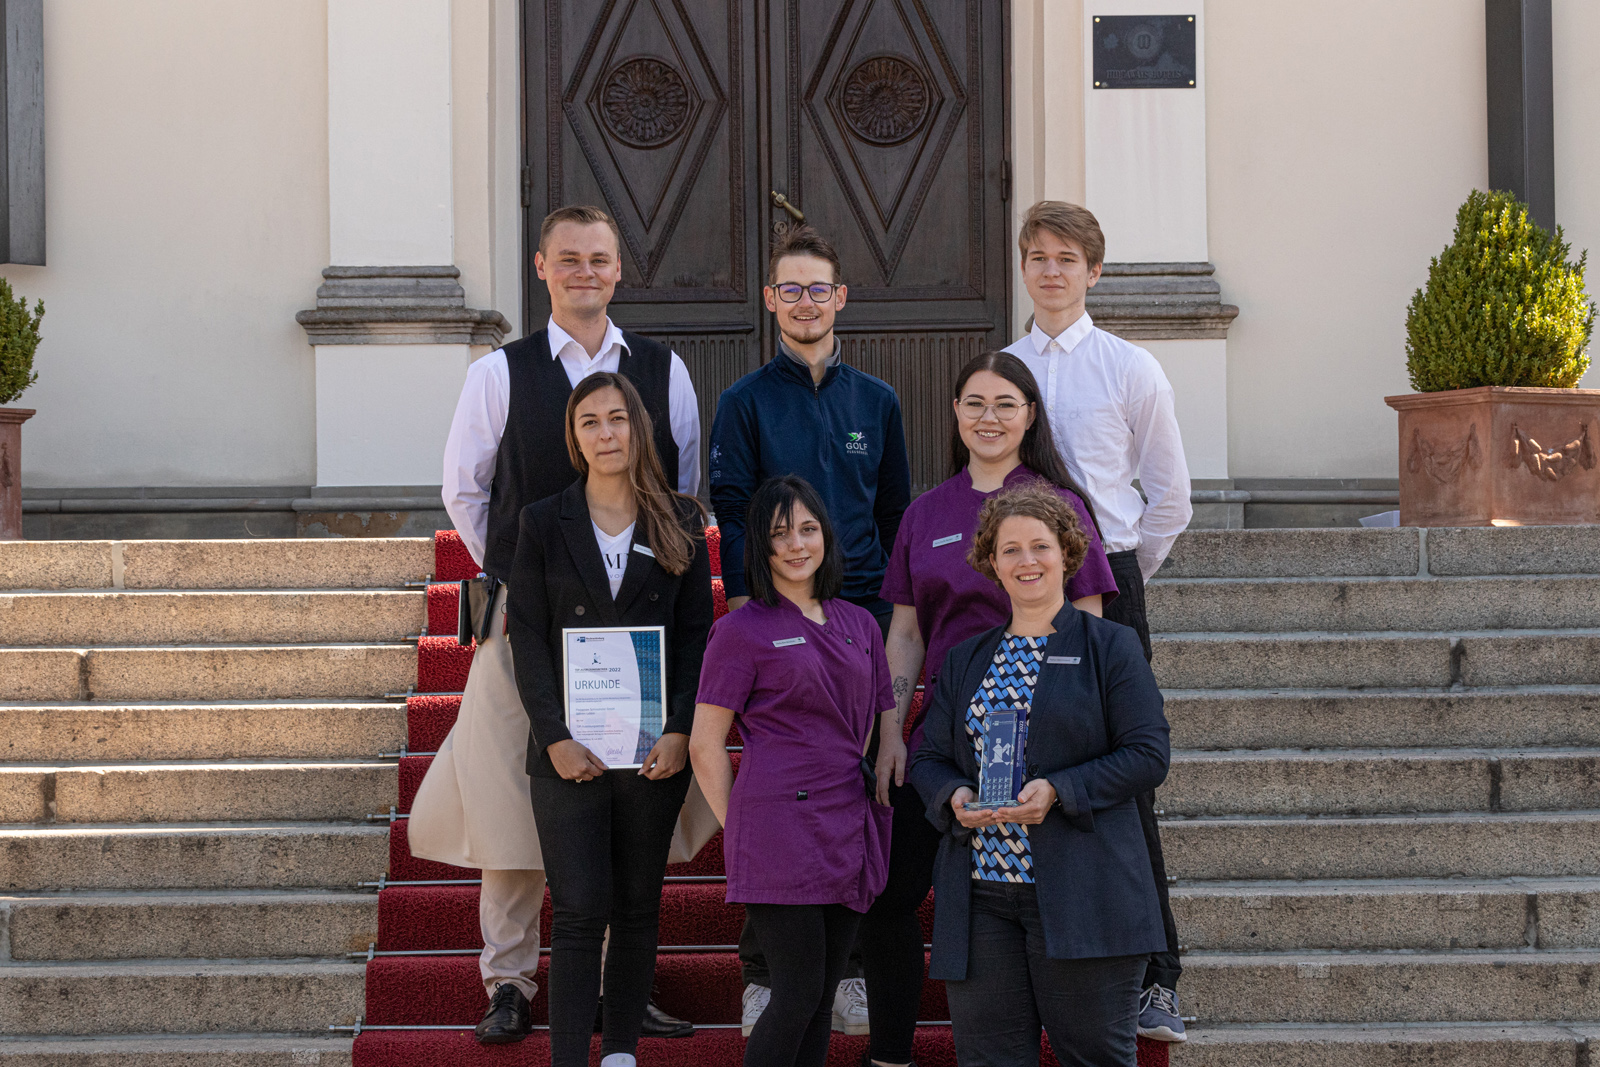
[0,277,43,540]
[1386,189,1597,526]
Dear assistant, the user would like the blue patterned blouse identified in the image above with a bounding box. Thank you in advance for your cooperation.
[964,633,1047,882]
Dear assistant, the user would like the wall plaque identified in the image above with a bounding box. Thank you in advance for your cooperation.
[1092,15,1197,89]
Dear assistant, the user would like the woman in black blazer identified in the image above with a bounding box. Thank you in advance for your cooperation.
[907,483,1170,1067]
[507,372,713,1067]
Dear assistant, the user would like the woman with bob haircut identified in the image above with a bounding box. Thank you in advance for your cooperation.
[506,371,713,1067]
[862,351,1118,1067]
[690,475,894,1067]
[908,482,1169,1067]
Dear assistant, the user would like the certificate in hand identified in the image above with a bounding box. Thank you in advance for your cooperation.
[561,626,667,769]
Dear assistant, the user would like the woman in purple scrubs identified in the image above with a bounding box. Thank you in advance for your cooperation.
[690,475,894,1067]
[859,352,1118,1067]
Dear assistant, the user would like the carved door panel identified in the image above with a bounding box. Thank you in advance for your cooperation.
[526,0,1009,494]
[764,0,1008,492]
[524,0,763,490]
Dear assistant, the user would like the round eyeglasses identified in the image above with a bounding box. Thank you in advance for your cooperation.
[770,282,839,303]
[957,399,1028,422]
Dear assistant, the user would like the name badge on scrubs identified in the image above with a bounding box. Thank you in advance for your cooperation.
[1047,656,1080,665]
[773,637,806,648]
[931,533,962,548]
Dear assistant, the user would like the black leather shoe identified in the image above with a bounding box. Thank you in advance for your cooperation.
[475,983,532,1044]
[594,996,694,1038]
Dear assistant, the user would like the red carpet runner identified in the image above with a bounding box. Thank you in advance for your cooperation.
[353,531,1168,1067]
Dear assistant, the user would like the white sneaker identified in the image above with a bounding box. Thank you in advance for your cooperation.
[741,982,772,1038]
[599,1056,636,1067]
[831,976,870,1035]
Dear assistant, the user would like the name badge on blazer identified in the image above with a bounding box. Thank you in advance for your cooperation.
[632,544,655,558]
[773,637,806,648]
[1047,655,1081,665]
[931,533,962,547]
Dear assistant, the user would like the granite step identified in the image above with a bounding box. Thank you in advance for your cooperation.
[1,890,379,961]
[1161,747,1600,817]
[1161,811,1600,881]
[1151,630,1600,690]
[1179,1022,1595,1067]
[1182,950,1600,1025]
[0,702,408,762]
[0,761,397,823]
[1165,686,1600,751]
[0,644,416,702]
[1169,877,1600,952]
[0,1036,353,1066]
[1147,575,1600,634]
[0,538,431,591]
[0,590,424,646]
[0,960,364,1036]
[0,824,388,891]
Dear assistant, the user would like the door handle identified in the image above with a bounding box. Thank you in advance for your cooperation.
[770,191,804,222]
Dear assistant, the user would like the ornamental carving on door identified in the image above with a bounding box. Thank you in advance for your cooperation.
[600,57,694,147]
[839,55,929,145]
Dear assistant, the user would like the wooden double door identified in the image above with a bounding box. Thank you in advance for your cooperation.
[524,0,1011,494]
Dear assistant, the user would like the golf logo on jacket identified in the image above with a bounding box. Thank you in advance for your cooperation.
[845,431,868,454]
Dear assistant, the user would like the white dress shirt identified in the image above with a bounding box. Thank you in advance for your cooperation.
[1003,312,1192,580]
[442,316,701,568]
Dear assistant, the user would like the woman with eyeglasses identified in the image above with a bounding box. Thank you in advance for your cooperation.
[858,351,1118,1067]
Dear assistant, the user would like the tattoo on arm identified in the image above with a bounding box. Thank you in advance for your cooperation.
[892,676,911,702]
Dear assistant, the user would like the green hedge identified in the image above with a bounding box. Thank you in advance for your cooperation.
[1405,189,1594,392]
[0,277,42,406]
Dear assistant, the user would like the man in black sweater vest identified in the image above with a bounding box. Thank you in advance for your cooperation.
[414,205,701,1044]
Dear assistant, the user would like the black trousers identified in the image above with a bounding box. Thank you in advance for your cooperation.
[1102,549,1182,992]
[738,593,892,990]
[743,903,864,1067]
[857,779,941,1063]
[945,881,1145,1067]
[528,766,692,1067]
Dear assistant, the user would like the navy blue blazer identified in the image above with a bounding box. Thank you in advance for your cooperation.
[907,602,1170,980]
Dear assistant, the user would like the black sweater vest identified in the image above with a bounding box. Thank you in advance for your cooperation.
[481,329,677,579]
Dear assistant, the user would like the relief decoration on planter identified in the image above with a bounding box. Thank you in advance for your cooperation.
[1509,421,1596,482]
[1407,425,1482,484]
[600,57,692,148]
[840,55,930,145]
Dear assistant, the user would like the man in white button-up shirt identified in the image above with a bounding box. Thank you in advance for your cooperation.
[1004,200,1191,1044]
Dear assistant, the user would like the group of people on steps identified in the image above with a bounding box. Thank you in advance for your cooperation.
[408,198,1193,1067]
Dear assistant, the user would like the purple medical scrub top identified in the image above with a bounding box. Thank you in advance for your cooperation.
[879,465,1119,752]
[697,595,895,912]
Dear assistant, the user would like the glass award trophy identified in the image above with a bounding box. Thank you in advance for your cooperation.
[965,708,1020,810]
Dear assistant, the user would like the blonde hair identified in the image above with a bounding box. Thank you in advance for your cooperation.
[1017,201,1106,268]
[968,482,1090,587]
[539,204,622,256]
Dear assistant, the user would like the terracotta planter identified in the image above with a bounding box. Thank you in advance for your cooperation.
[0,406,33,540]
[1384,386,1600,527]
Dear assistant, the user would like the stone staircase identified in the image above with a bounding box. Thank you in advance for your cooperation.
[1153,525,1600,1066]
[0,539,429,1065]
[3,527,1600,1065]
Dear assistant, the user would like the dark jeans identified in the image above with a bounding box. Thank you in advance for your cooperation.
[528,766,692,1067]
[739,593,892,990]
[744,903,863,1067]
[1102,549,1182,992]
[857,780,941,1063]
[945,881,1144,1067]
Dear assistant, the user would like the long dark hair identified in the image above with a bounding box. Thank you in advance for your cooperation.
[565,372,705,576]
[742,476,844,607]
[948,351,1102,535]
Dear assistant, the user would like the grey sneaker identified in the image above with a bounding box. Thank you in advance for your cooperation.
[741,982,772,1038]
[1137,983,1187,1042]
[831,977,870,1035]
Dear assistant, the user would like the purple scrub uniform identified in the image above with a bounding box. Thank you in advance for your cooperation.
[697,595,894,913]
[879,465,1119,750]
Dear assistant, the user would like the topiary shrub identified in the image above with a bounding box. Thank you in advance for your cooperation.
[0,277,42,405]
[1405,189,1595,392]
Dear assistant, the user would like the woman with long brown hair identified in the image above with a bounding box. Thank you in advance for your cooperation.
[506,371,714,1067]
[859,351,1119,1067]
